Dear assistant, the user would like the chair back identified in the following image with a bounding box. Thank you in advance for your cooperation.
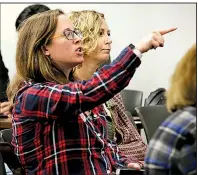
[144,88,166,106]
[120,89,143,116]
[0,129,12,143]
[135,105,170,142]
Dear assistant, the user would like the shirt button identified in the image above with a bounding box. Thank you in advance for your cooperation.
[107,143,111,147]
[93,114,97,118]
[107,170,111,174]
[97,133,101,137]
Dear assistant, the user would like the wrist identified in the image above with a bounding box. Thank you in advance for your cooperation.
[134,44,144,54]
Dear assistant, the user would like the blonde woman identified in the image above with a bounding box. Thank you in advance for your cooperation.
[69,10,147,164]
[7,9,175,174]
[145,44,196,175]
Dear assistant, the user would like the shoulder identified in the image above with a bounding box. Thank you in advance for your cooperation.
[145,106,196,172]
[161,106,196,136]
[152,106,196,145]
[15,81,59,100]
[146,106,196,160]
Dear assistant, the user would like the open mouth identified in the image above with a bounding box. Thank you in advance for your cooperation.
[76,47,83,52]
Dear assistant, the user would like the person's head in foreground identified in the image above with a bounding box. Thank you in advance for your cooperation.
[166,43,196,112]
[144,43,196,175]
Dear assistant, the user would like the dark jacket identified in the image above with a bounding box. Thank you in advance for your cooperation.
[0,51,9,101]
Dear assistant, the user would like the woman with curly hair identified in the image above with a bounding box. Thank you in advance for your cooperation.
[69,10,147,164]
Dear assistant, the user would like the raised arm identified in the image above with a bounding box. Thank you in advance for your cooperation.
[19,45,139,118]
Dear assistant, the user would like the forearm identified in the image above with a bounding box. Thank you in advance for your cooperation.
[107,140,131,169]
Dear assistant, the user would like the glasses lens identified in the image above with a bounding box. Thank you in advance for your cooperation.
[63,29,82,40]
[74,29,82,39]
[63,30,73,40]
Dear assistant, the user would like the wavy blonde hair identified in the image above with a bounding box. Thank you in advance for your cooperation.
[7,9,68,104]
[166,44,197,112]
[69,10,104,56]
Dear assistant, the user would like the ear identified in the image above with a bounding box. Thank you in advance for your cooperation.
[41,45,50,56]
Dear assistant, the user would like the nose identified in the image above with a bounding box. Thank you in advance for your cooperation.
[105,36,112,45]
[73,34,82,44]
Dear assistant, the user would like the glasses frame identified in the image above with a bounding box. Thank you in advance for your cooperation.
[52,28,82,40]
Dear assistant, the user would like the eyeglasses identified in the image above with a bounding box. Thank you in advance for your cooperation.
[52,29,83,40]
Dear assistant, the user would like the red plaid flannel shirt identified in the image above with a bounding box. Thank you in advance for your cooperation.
[12,46,141,175]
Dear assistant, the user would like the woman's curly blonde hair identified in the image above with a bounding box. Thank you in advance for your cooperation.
[69,10,105,56]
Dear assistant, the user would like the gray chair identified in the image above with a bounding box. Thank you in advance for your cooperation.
[120,90,143,133]
[135,105,170,143]
[120,89,143,116]
[0,129,12,143]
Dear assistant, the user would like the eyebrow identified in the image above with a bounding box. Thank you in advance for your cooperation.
[64,28,73,31]
[100,28,111,33]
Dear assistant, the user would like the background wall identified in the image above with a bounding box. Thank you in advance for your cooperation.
[0,3,196,101]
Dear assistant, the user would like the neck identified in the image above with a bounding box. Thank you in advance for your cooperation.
[54,62,72,79]
[63,68,72,78]
[74,57,102,81]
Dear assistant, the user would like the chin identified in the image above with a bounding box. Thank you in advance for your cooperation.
[76,56,84,64]
[79,56,84,63]
[70,57,84,67]
[100,56,110,63]
[98,53,109,59]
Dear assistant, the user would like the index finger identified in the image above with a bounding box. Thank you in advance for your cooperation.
[159,27,177,35]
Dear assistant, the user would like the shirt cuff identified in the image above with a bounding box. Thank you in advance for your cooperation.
[133,48,142,59]
[129,44,143,59]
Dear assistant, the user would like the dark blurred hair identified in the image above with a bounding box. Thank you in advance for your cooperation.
[15,4,50,30]
[0,51,9,101]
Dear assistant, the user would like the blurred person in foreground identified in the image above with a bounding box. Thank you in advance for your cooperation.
[144,44,196,175]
